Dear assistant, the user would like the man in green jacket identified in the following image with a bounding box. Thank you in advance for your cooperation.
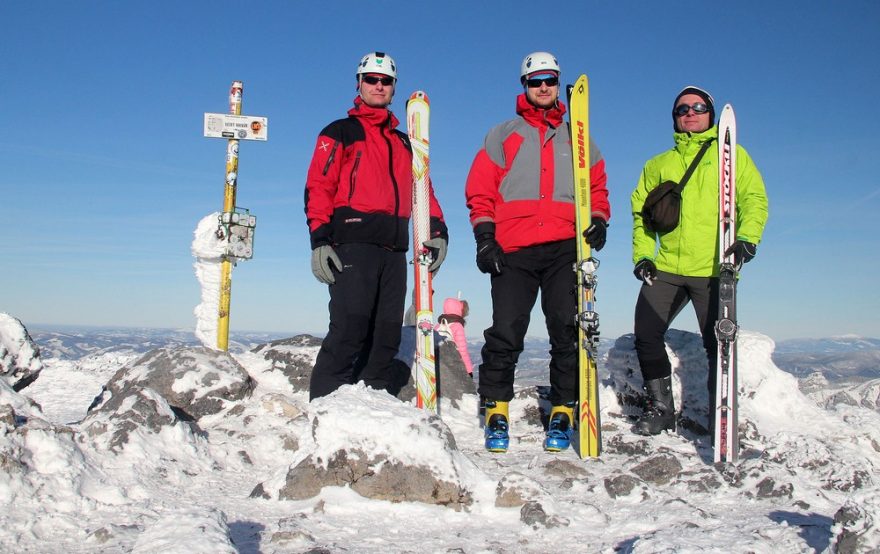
[630,85,769,435]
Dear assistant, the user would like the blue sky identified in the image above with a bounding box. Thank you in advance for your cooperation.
[2,1,878,341]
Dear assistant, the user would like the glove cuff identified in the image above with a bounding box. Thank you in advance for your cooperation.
[309,224,333,250]
[473,222,496,242]
[430,217,449,241]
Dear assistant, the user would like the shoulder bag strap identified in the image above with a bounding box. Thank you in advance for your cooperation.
[675,139,715,193]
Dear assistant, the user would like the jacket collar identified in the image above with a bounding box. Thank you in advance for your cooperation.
[674,125,718,144]
[673,125,718,153]
[516,93,566,129]
[348,96,399,129]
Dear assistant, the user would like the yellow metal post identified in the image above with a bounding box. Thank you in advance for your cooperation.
[217,81,242,351]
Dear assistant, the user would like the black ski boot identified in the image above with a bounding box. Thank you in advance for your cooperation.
[635,376,676,435]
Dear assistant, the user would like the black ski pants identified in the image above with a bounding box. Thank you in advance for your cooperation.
[634,270,720,385]
[310,243,407,400]
[479,240,578,406]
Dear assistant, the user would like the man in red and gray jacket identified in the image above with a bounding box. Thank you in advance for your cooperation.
[465,52,610,453]
[305,51,447,400]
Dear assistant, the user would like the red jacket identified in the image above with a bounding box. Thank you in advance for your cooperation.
[465,94,609,252]
[305,97,446,251]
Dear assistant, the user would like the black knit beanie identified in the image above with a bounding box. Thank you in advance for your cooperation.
[672,85,715,132]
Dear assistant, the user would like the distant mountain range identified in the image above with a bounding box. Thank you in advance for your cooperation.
[772,336,880,383]
[774,336,880,354]
[30,326,290,359]
[29,327,879,385]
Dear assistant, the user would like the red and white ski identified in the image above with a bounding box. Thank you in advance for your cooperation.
[407,91,437,413]
[714,104,738,463]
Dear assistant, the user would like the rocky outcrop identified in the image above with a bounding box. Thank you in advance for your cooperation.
[0,313,43,391]
[82,346,254,450]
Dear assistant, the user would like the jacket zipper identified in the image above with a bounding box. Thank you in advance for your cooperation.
[321,140,340,176]
[348,151,362,201]
[382,122,401,247]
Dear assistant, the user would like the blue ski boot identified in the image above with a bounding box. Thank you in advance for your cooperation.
[484,400,510,453]
[543,403,575,452]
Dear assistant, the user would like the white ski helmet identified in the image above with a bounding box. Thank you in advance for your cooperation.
[356,51,397,80]
[520,51,560,82]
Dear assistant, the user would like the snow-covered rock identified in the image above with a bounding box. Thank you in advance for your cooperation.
[833,489,880,553]
[249,334,322,393]
[0,381,127,538]
[131,507,236,554]
[0,313,43,391]
[88,346,255,422]
[606,329,717,431]
[82,386,194,452]
[805,376,880,414]
[253,384,479,509]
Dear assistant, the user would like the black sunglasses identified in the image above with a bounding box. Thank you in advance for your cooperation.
[525,76,559,88]
[362,75,394,86]
[673,102,709,116]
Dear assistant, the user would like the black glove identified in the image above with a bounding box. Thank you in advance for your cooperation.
[724,240,757,266]
[474,222,505,276]
[633,259,657,285]
[583,217,608,251]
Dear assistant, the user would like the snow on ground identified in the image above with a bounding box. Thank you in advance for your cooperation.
[3,325,879,553]
[27,352,139,424]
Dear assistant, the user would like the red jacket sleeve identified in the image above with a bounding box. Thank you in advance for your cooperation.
[304,133,342,248]
[465,149,503,227]
[427,177,448,239]
[589,158,611,222]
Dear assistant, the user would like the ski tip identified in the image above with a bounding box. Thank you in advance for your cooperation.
[567,74,588,99]
[408,90,429,104]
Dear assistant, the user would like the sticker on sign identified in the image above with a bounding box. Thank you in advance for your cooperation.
[204,113,268,141]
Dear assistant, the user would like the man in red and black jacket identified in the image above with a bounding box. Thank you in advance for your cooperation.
[305,51,447,400]
[465,52,610,453]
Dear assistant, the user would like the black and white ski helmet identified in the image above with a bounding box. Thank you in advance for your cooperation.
[356,51,397,80]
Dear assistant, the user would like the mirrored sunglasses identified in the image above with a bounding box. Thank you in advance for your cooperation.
[673,102,709,116]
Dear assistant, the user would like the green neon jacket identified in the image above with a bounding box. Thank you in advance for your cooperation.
[631,126,769,277]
